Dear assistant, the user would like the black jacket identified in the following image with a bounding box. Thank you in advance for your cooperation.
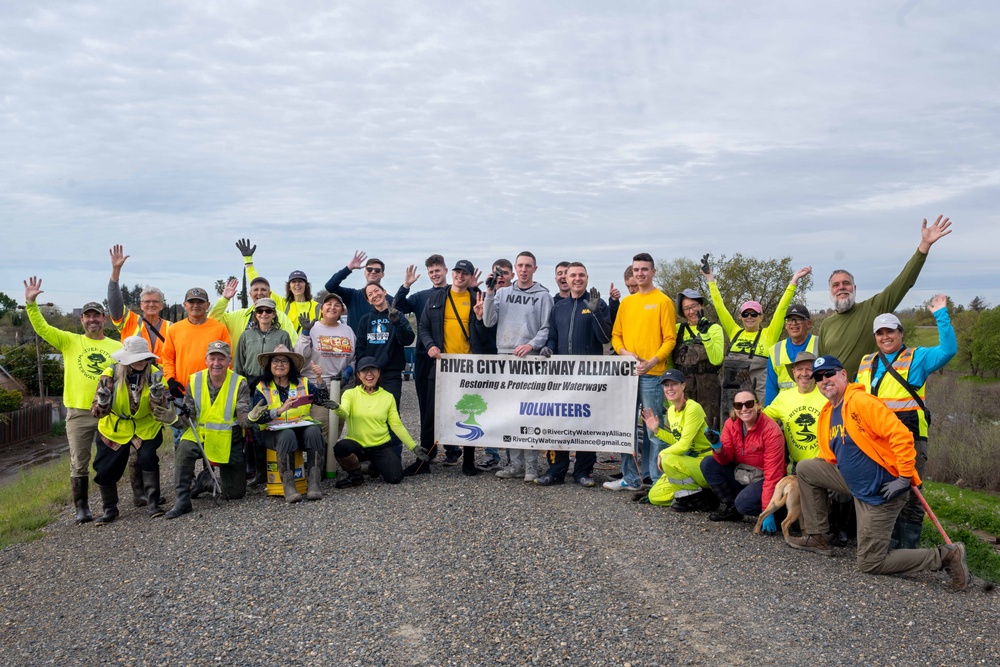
[419,287,488,373]
[545,294,612,355]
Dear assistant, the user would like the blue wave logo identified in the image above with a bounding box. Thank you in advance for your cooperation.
[455,421,485,441]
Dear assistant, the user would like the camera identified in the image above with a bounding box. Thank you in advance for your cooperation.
[485,266,504,290]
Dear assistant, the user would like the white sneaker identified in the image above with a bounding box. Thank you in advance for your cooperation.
[523,470,538,483]
[495,465,525,479]
[602,479,641,491]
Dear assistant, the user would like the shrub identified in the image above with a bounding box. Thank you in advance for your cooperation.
[0,387,22,413]
[925,374,1000,493]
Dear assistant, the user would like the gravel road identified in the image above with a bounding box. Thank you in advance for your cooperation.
[1,382,997,666]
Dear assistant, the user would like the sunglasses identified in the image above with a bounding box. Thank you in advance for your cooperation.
[733,399,756,410]
[813,369,839,380]
[255,308,275,315]
[365,267,383,273]
[271,358,290,365]
[741,311,760,318]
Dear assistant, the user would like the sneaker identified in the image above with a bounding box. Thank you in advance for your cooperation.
[334,471,365,489]
[603,479,641,491]
[787,533,833,556]
[478,458,501,471]
[575,476,596,488]
[495,465,525,479]
[523,471,538,483]
[442,453,461,467]
[940,543,970,591]
[533,474,563,486]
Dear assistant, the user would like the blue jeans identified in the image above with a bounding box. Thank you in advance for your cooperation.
[621,373,666,487]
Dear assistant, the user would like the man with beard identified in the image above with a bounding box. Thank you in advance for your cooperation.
[818,216,952,379]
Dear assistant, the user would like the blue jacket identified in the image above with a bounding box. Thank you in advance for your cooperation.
[324,266,394,331]
[392,285,445,354]
[545,294,612,355]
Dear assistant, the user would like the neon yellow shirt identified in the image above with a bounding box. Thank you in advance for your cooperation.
[763,385,827,463]
[708,281,797,357]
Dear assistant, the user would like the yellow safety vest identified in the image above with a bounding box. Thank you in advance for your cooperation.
[182,369,245,463]
[768,335,819,393]
[97,364,166,445]
[258,378,312,427]
[857,347,928,439]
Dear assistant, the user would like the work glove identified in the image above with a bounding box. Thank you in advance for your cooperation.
[320,398,340,411]
[880,476,911,501]
[587,287,601,312]
[167,378,186,399]
[298,313,315,335]
[148,371,166,402]
[236,238,256,259]
[539,347,553,358]
[95,385,113,408]
[696,317,712,334]
[700,253,711,275]
[704,428,720,446]
[412,446,430,463]
[760,515,778,535]
[152,403,178,425]
[248,399,269,423]
[388,307,401,325]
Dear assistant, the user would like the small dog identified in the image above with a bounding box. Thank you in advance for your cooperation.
[753,475,801,543]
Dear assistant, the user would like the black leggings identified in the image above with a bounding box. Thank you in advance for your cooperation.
[93,431,162,486]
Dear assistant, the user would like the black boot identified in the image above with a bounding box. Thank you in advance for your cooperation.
[829,498,853,547]
[129,456,147,507]
[94,484,119,526]
[165,464,194,519]
[708,484,742,522]
[306,450,324,501]
[71,476,93,525]
[898,519,923,550]
[279,453,303,503]
[143,471,166,518]
[190,469,214,499]
[249,441,268,487]
[402,459,431,476]
[462,446,479,477]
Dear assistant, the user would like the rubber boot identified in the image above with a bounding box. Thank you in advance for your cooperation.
[190,469,214,499]
[708,484,741,522]
[829,498,853,547]
[71,476,93,525]
[461,446,479,477]
[129,455,147,507]
[143,471,166,518]
[334,454,365,489]
[94,484,119,526]
[306,450,324,500]
[279,453,302,503]
[249,440,268,487]
[165,464,194,519]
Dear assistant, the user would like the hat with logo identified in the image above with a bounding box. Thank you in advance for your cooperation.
[206,340,231,358]
[811,355,844,378]
[785,304,811,320]
[660,368,686,385]
[288,270,308,282]
[81,301,106,315]
[453,259,475,275]
[872,313,902,334]
[739,300,763,315]
[184,287,209,303]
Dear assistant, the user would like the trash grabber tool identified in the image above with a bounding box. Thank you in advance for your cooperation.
[178,399,224,504]
[911,484,952,545]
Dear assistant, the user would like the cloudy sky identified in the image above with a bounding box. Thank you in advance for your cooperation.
[2,1,997,316]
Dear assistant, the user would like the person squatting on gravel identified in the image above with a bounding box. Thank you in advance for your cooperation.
[249,345,336,503]
[788,356,970,590]
[24,276,122,525]
[331,357,430,488]
[153,340,252,519]
[89,336,171,523]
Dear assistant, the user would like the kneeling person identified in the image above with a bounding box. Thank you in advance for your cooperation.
[154,341,252,519]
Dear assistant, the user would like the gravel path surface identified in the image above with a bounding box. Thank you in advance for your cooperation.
[1,382,998,666]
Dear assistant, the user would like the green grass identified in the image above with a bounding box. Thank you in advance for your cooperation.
[50,420,66,436]
[0,455,71,550]
[919,481,1000,584]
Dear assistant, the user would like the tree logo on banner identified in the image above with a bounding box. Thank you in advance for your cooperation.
[454,393,487,441]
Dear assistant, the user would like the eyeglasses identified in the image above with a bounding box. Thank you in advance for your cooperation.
[140,300,162,306]
[365,267,383,274]
[255,308,275,315]
[360,368,378,375]
[741,311,760,318]
[271,358,290,365]
[733,399,756,410]
[682,305,701,313]
[813,369,839,380]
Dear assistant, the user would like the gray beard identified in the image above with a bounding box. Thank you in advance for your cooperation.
[833,294,855,313]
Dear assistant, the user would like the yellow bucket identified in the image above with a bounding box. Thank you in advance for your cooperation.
[265,449,308,497]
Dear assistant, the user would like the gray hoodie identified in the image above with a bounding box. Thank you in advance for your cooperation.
[483,282,553,354]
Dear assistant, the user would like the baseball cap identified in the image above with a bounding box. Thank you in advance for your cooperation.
[249,276,270,287]
[81,301,105,315]
[184,287,209,302]
[872,313,902,333]
[288,270,308,282]
[675,289,704,312]
[254,298,277,311]
[206,340,231,358]
[356,356,379,372]
[317,290,345,307]
[453,259,475,274]
[811,355,844,378]
[660,368,685,385]
[739,300,763,315]
[785,304,811,320]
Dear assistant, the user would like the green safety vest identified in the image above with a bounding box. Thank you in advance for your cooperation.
[97,364,166,445]
[182,369,245,463]
[768,335,819,393]
[857,347,928,439]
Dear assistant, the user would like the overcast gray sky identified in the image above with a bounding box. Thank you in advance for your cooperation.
[2,1,997,316]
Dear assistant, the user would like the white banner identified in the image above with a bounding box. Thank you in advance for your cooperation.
[434,354,639,453]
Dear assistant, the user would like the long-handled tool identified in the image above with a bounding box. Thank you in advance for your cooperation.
[177,399,224,504]
[911,484,951,545]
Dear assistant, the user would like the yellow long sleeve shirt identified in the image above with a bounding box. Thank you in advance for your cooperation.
[611,290,676,376]
[708,281,796,357]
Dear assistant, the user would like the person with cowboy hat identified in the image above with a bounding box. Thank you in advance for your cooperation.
[248,344,336,502]
[89,336,171,523]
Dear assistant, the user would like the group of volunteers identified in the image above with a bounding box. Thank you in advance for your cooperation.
[21,214,970,591]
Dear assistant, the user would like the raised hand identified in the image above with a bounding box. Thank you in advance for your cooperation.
[791,266,812,286]
[469,268,482,289]
[388,307,401,325]
[23,276,43,304]
[299,313,316,335]
[700,253,712,277]
[148,371,166,402]
[235,238,256,258]
[347,250,368,271]
[109,245,129,276]
[919,215,952,253]
[587,287,601,311]
[222,278,239,300]
[473,291,485,320]
[640,407,660,432]
[404,265,421,288]
[928,294,948,313]
[95,385,113,407]
[609,282,621,301]
[248,399,268,422]
[310,361,323,379]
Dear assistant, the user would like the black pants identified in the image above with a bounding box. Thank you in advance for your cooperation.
[545,450,596,481]
[175,432,247,500]
[93,431,162,486]
[380,373,404,456]
[263,425,324,458]
[334,439,403,484]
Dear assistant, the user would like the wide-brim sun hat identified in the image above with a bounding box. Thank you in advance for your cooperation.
[112,336,159,366]
[257,344,306,371]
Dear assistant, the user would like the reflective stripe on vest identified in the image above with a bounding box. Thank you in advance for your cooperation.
[260,378,311,425]
[97,364,165,444]
[769,335,819,391]
[858,347,927,438]
[185,369,244,464]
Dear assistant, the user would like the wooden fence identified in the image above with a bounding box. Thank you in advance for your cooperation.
[0,404,53,448]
